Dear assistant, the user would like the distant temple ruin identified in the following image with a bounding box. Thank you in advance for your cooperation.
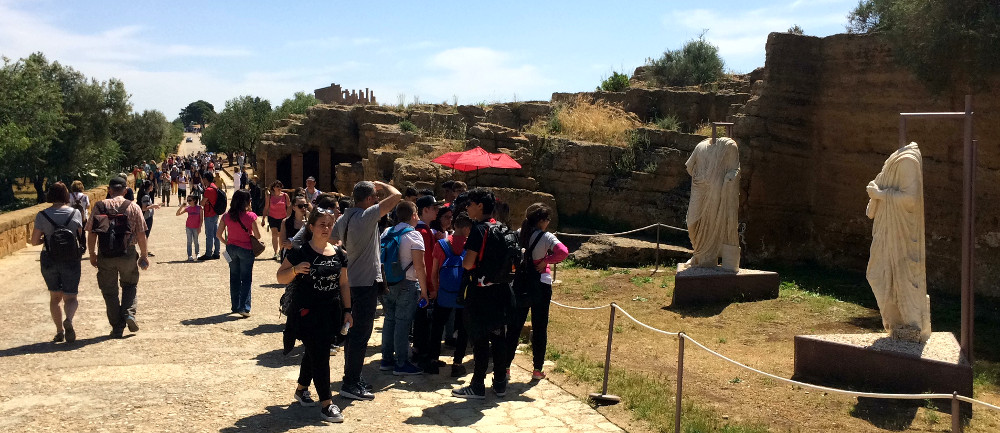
[314,83,376,105]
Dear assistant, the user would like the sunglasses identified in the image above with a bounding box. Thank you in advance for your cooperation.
[296,204,309,210]
[315,207,338,216]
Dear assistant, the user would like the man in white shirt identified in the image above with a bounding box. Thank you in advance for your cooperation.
[233,166,243,191]
[305,176,321,204]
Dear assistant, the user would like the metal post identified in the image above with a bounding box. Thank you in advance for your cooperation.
[960,95,975,363]
[675,333,685,433]
[654,224,661,273]
[952,392,962,433]
[589,304,621,404]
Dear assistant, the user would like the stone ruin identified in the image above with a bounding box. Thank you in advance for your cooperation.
[261,32,1000,297]
[314,82,377,106]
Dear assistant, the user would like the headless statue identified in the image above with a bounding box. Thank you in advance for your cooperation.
[866,142,931,343]
[684,137,741,272]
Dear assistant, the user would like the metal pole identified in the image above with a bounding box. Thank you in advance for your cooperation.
[655,224,661,272]
[675,333,685,433]
[589,304,621,404]
[952,392,962,433]
[960,95,974,363]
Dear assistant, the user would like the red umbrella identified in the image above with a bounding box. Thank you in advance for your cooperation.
[434,147,522,172]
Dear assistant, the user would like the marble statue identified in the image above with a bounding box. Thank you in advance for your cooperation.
[683,137,741,272]
[865,142,931,343]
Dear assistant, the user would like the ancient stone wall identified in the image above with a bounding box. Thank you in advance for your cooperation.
[733,32,1000,295]
[0,186,108,259]
[553,88,751,132]
[314,83,377,105]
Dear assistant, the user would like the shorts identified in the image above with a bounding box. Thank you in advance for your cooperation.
[178,189,187,199]
[267,216,283,229]
[40,255,82,295]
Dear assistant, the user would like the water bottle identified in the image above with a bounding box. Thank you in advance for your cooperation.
[418,298,428,309]
[341,322,351,336]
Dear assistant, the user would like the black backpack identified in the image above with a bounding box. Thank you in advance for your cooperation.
[68,193,86,218]
[474,222,523,286]
[39,210,84,262]
[210,187,227,215]
[92,200,133,258]
[512,230,546,307]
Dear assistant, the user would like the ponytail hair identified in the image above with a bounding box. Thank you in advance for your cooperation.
[519,202,551,248]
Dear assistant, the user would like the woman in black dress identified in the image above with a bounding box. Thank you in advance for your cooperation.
[276,206,352,423]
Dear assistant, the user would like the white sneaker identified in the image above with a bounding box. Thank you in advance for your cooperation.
[320,404,344,423]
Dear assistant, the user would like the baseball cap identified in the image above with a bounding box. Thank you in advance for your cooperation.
[306,176,316,182]
[109,176,128,188]
[416,195,445,210]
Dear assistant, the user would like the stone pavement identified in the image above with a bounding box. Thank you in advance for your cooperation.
[0,184,624,432]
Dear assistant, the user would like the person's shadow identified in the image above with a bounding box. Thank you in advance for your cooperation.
[0,335,111,358]
[219,404,326,433]
[403,391,536,427]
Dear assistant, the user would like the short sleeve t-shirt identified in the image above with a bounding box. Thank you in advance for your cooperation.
[287,244,347,308]
[140,194,153,219]
[432,234,467,267]
[524,230,562,284]
[34,207,84,245]
[381,222,424,281]
[185,205,202,229]
[464,221,488,259]
[332,204,384,286]
[224,211,258,250]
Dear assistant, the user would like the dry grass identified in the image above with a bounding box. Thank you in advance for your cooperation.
[526,96,640,147]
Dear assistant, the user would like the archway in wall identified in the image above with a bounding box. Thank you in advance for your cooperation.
[276,155,292,189]
[303,149,320,189]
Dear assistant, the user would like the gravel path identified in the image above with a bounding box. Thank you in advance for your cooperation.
[0,197,623,432]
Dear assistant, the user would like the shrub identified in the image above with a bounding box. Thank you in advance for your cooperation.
[525,96,640,147]
[398,120,418,132]
[654,114,681,131]
[645,36,725,87]
[597,71,630,92]
[788,24,804,35]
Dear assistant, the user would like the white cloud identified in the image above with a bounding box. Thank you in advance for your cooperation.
[411,47,554,103]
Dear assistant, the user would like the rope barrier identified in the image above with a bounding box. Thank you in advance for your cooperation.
[554,223,687,238]
[549,300,611,311]
[553,296,1000,420]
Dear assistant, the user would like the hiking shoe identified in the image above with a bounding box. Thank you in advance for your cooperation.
[450,364,467,377]
[125,316,139,332]
[294,388,317,407]
[52,332,64,343]
[393,362,423,376]
[320,403,344,423]
[379,358,396,371]
[339,383,374,400]
[452,384,486,400]
[63,320,75,343]
[532,370,546,380]
[493,377,508,397]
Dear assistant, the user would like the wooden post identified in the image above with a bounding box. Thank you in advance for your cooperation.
[675,333,685,433]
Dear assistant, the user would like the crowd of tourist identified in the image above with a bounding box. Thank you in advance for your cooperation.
[29,156,569,423]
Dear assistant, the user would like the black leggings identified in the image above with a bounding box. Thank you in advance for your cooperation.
[298,337,332,401]
[506,284,552,371]
[429,306,468,364]
[471,325,508,386]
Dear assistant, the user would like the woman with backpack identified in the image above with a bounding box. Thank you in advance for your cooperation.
[506,203,568,381]
[68,180,90,221]
[427,212,473,377]
[261,180,290,261]
[276,205,352,423]
[30,182,85,343]
[217,190,260,317]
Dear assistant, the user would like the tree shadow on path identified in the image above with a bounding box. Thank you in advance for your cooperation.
[0,335,111,357]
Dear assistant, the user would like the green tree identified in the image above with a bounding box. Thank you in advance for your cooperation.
[846,0,1000,92]
[179,100,216,127]
[274,91,320,120]
[201,95,273,162]
[0,54,66,204]
[597,71,631,92]
[117,110,177,165]
[788,25,805,35]
[645,36,725,87]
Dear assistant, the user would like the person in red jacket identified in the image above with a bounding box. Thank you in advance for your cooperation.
[412,194,444,369]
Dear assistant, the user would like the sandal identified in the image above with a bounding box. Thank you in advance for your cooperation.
[52,332,64,343]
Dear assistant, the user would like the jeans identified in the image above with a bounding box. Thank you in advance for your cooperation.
[343,283,378,387]
[204,215,220,256]
[185,227,200,257]
[96,246,140,332]
[381,279,420,367]
[506,283,552,370]
[299,337,332,402]
[429,305,467,365]
[227,245,253,313]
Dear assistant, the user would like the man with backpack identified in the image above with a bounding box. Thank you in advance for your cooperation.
[452,188,516,399]
[199,172,226,260]
[31,182,86,343]
[427,212,473,376]
[331,180,401,400]
[411,195,444,369]
[86,176,149,338]
[378,200,428,376]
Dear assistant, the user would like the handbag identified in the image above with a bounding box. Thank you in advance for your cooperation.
[235,213,266,257]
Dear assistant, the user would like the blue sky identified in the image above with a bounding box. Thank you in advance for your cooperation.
[1,0,856,117]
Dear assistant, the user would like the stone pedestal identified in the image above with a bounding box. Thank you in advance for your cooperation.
[670,264,779,306]
[794,332,972,413]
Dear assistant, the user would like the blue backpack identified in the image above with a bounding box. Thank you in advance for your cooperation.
[436,238,466,309]
[380,226,415,285]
